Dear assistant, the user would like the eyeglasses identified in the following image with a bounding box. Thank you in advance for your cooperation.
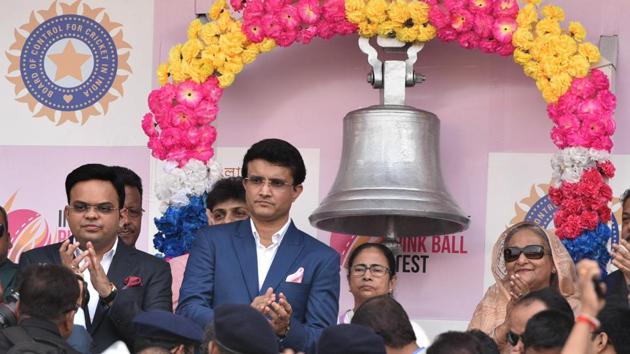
[507,331,522,346]
[68,202,119,215]
[126,207,145,219]
[244,176,294,190]
[504,245,548,263]
[350,264,390,278]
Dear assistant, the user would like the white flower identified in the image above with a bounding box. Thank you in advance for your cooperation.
[155,158,225,207]
[550,147,610,184]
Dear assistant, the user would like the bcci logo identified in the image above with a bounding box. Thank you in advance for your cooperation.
[510,184,621,244]
[5,1,131,125]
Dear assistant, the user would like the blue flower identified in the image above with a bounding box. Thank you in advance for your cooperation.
[561,223,611,277]
[153,194,208,258]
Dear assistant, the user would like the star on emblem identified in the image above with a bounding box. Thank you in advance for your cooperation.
[47,40,91,82]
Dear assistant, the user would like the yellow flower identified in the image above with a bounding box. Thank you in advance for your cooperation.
[408,1,430,24]
[217,71,235,87]
[516,4,538,28]
[181,39,203,63]
[535,77,550,92]
[258,38,276,52]
[157,63,169,86]
[388,0,410,24]
[567,54,589,77]
[169,61,188,83]
[209,0,226,21]
[188,19,203,40]
[168,44,183,63]
[549,72,572,97]
[535,18,561,37]
[524,61,540,80]
[553,34,577,57]
[568,22,586,42]
[347,10,366,23]
[396,27,418,43]
[578,42,600,63]
[216,11,234,33]
[539,55,561,77]
[366,0,388,24]
[417,23,436,42]
[223,57,244,75]
[541,5,565,21]
[541,86,557,103]
[358,21,379,37]
[377,20,401,38]
[242,46,259,64]
[512,28,534,50]
[525,0,541,5]
[199,23,221,46]
[345,0,365,14]
[513,49,532,66]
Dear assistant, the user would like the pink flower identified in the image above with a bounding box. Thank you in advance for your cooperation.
[275,29,298,46]
[243,20,266,43]
[261,15,283,38]
[201,77,223,102]
[264,0,287,13]
[297,25,319,44]
[596,90,616,112]
[576,99,604,121]
[322,0,346,22]
[555,93,579,115]
[335,21,358,35]
[437,27,458,41]
[458,32,479,48]
[492,17,517,43]
[550,128,567,149]
[468,0,494,14]
[169,105,195,129]
[495,42,514,56]
[230,0,245,11]
[176,81,203,108]
[478,38,498,53]
[297,0,321,24]
[493,0,518,17]
[450,8,474,32]
[569,76,596,99]
[473,13,493,37]
[556,114,580,131]
[430,7,451,28]
[590,69,610,91]
[279,5,300,30]
[142,113,157,137]
[317,22,336,40]
[244,0,265,20]
[445,0,467,10]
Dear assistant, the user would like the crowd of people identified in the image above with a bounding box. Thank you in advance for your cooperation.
[0,138,628,354]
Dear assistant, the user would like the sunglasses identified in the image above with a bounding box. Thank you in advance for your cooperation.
[504,245,548,262]
[507,331,522,346]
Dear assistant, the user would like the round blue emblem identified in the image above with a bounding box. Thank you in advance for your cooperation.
[20,14,118,111]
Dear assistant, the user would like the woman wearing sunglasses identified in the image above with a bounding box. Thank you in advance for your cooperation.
[468,221,580,351]
[340,242,431,351]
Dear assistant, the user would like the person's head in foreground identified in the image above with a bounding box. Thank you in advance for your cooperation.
[17,264,81,340]
[351,294,417,353]
[427,331,484,354]
[202,304,279,354]
[133,310,203,354]
[317,323,386,354]
[507,288,573,353]
[206,177,248,225]
[522,310,574,354]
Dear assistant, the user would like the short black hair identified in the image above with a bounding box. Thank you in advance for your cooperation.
[347,243,396,278]
[596,306,630,353]
[522,310,574,350]
[111,165,143,198]
[18,264,80,323]
[241,139,306,186]
[134,338,194,354]
[206,177,246,211]
[351,295,415,348]
[515,288,573,319]
[466,330,499,354]
[65,164,125,208]
[427,331,483,354]
[0,206,7,231]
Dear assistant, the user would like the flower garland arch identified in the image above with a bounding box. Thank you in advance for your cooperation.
[143,0,617,273]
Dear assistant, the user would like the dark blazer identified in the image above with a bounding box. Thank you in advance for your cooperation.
[605,269,629,308]
[176,219,340,354]
[19,238,173,353]
[0,317,81,353]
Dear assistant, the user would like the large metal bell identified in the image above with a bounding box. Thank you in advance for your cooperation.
[309,104,469,237]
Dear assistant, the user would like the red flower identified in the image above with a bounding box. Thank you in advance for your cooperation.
[596,161,615,178]
[124,276,143,288]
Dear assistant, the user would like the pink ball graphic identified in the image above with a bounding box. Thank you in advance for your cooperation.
[7,209,52,263]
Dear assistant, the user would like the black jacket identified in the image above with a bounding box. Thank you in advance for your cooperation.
[605,269,629,309]
[19,238,173,353]
[0,317,81,353]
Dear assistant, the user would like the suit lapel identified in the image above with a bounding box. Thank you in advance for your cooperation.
[232,221,259,300]
[260,222,304,293]
[89,239,131,334]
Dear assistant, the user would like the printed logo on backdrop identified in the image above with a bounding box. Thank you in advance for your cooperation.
[510,183,621,244]
[5,0,131,125]
[330,232,468,274]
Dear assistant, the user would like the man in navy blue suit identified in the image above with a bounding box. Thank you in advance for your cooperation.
[177,139,340,354]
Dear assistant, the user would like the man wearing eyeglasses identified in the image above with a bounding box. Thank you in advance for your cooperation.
[111,166,144,248]
[607,188,630,308]
[177,139,340,354]
[19,163,172,353]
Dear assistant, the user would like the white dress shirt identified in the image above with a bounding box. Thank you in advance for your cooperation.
[250,218,291,291]
[73,238,118,323]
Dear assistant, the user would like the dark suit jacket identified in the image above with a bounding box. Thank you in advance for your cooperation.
[176,219,340,354]
[605,269,629,308]
[19,238,173,353]
[0,317,81,353]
